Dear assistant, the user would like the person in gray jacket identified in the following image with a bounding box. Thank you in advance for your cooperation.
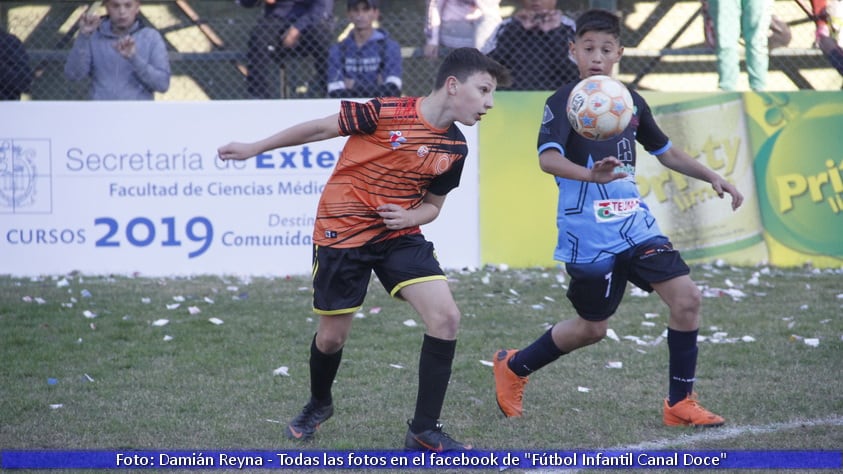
[65,0,170,100]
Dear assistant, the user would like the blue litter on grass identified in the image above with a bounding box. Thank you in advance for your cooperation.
[47,378,58,385]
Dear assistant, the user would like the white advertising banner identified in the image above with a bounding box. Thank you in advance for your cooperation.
[1,101,480,276]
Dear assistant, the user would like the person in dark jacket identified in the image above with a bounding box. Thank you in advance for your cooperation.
[239,0,334,98]
[482,0,578,90]
[0,28,33,100]
[327,0,402,98]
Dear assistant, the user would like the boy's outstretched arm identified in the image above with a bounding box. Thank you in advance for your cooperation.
[218,114,340,161]
[539,149,628,183]
[656,147,744,210]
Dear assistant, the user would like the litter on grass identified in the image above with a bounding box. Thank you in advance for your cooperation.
[188,306,201,315]
[403,319,417,327]
[83,310,97,319]
[208,317,224,325]
[389,364,404,369]
[166,303,180,310]
[479,360,493,367]
[152,319,169,327]
[273,366,289,376]
[577,386,591,393]
[605,361,623,369]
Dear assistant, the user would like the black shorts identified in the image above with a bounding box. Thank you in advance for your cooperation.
[311,234,447,315]
[564,236,690,321]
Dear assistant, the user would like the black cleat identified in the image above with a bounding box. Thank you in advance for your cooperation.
[284,399,334,441]
[404,420,472,452]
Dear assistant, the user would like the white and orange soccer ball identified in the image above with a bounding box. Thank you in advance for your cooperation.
[566,75,634,141]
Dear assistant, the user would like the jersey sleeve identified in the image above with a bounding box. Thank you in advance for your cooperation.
[427,155,465,196]
[631,92,670,154]
[338,98,382,136]
[537,86,573,156]
[427,125,468,196]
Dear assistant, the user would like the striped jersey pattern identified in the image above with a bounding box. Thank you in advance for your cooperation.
[314,96,468,248]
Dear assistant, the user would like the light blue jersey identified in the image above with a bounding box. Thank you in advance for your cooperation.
[538,82,672,264]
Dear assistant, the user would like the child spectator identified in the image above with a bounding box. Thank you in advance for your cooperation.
[64,0,170,100]
[327,0,402,98]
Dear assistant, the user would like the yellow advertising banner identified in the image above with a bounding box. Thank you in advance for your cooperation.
[743,92,843,268]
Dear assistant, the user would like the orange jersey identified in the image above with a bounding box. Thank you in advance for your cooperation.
[314,96,468,248]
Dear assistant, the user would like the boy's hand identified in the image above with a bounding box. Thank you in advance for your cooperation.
[78,12,101,35]
[377,204,413,230]
[115,36,136,59]
[217,142,256,161]
[589,157,628,183]
[711,177,744,210]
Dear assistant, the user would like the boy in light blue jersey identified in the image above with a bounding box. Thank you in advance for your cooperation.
[493,9,743,427]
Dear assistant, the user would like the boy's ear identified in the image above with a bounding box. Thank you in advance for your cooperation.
[446,75,459,95]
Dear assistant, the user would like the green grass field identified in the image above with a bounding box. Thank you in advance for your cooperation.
[1,264,841,473]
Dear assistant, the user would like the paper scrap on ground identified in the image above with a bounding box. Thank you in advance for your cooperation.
[403,319,417,327]
[480,360,493,367]
[152,319,169,327]
[208,317,224,325]
[273,366,289,376]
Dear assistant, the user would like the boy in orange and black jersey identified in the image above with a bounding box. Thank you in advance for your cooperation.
[218,47,510,452]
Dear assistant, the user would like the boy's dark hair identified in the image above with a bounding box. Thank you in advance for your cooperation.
[575,9,621,42]
[433,47,512,89]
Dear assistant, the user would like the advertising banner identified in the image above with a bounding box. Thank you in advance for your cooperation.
[634,92,768,265]
[743,92,843,267]
[0,101,481,276]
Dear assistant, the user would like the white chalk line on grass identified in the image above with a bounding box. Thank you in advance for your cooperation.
[529,415,843,474]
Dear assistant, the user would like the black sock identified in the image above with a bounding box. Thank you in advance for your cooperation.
[509,328,565,377]
[410,334,456,433]
[309,334,342,406]
[667,327,698,406]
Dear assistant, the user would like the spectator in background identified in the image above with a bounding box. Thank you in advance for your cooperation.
[0,28,33,100]
[64,0,170,100]
[811,0,830,41]
[327,0,402,98]
[424,0,502,58]
[240,0,334,98]
[483,0,578,90]
[705,0,770,91]
[818,34,843,76]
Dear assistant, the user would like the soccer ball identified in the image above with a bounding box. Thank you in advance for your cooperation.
[566,75,634,141]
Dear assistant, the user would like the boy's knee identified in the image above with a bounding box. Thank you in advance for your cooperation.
[316,332,347,354]
[427,308,461,339]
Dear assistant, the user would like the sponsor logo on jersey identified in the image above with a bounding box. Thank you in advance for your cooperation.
[593,198,640,222]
